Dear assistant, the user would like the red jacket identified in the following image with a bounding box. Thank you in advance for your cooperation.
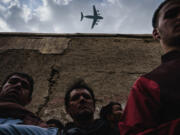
[119,51,180,135]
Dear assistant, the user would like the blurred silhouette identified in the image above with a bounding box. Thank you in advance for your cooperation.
[100,102,122,135]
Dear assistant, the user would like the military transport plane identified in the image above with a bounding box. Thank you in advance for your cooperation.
[81,5,103,29]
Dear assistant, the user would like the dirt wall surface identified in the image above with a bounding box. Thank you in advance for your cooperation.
[0,33,163,123]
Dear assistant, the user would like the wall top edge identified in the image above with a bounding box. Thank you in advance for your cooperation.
[0,32,153,39]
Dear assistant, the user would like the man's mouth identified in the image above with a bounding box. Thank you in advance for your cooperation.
[6,89,19,96]
[79,104,89,109]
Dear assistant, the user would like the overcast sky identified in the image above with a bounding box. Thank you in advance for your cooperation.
[0,0,164,34]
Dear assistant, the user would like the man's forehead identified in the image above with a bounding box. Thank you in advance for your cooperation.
[113,104,122,110]
[70,88,91,96]
[8,75,29,84]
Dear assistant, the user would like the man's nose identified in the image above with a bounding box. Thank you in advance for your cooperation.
[79,95,86,102]
[15,82,22,87]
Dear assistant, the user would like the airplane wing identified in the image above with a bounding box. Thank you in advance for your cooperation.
[93,5,97,16]
[91,18,98,29]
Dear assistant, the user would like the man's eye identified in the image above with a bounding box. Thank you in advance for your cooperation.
[8,78,29,89]
[116,108,122,111]
[164,9,179,19]
[9,78,18,84]
[71,95,80,101]
[83,94,91,99]
[21,82,29,89]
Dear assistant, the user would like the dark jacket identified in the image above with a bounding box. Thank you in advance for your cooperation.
[61,119,112,135]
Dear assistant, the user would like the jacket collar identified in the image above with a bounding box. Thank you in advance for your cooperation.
[161,50,180,63]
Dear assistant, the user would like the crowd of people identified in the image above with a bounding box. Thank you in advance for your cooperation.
[0,73,122,135]
[1,0,180,134]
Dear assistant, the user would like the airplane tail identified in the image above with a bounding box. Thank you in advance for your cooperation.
[80,12,83,21]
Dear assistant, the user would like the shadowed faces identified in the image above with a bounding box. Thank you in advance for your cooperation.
[67,88,95,122]
[0,75,32,106]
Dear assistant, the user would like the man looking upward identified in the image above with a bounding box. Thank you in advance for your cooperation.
[62,79,111,135]
[0,72,58,135]
[119,0,180,134]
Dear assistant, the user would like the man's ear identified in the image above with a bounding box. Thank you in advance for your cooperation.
[66,107,70,114]
[153,28,161,40]
[29,96,32,103]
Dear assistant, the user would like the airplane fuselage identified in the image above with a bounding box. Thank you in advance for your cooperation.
[84,15,103,20]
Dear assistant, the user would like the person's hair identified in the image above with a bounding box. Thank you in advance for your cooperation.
[100,102,122,120]
[152,0,179,28]
[64,79,95,109]
[1,72,34,97]
[46,119,64,129]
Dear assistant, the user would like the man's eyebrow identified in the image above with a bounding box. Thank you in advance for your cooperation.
[9,78,20,81]
[164,7,180,15]
[71,94,80,98]
[9,77,28,83]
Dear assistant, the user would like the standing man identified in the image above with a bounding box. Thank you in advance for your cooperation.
[0,72,58,135]
[62,79,111,135]
[119,0,180,134]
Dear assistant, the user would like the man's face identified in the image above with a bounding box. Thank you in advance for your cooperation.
[111,104,122,122]
[156,1,180,46]
[67,88,95,121]
[0,75,31,106]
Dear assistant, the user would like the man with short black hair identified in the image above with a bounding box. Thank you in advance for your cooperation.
[0,72,34,107]
[0,72,58,135]
[62,79,111,135]
[119,0,180,134]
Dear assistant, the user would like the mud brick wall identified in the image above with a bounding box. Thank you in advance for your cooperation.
[0,33,162,123]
